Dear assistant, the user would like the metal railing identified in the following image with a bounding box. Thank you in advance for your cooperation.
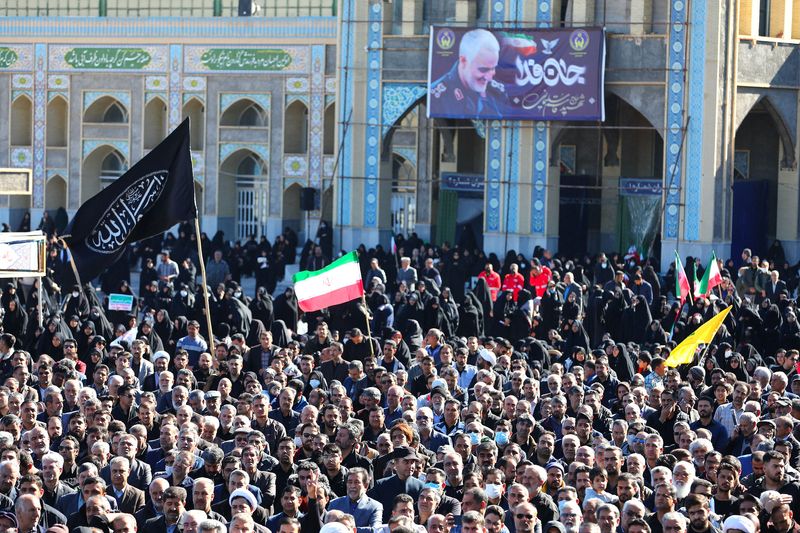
[0,0,337,17]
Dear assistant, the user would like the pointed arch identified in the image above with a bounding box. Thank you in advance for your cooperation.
[219,149,269,240]
[282,183,304,234]
[323,103,336,155]
[284,100,309,154]
[144,96,168,150]
[220,98,268,127]
[756,96,795,168]
[45,174,67,211]
[182,97,205,151]
[84,96,129,124]
[81,145,128,203]
[10,95,33,146]
[46,95,68,147]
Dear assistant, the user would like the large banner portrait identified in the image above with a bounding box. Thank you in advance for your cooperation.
[427,26,606,121]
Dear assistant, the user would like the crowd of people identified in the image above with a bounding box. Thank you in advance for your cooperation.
[0,216,799,533]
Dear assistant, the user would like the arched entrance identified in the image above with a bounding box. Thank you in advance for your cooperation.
[282,183,303,237]
[81,146,128,203]
[46,175,67,211]
[552,94,663,259]
[219,150,268,242]
[731,98,791,257]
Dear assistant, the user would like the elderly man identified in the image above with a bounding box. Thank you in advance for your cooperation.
[102,433,153,491]
[327,468,382,531]
[16,493,43,533]
[560,500,583,533]
[41,452,75,509]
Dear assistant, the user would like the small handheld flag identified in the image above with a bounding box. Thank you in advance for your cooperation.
[293,251,365,313]
[675,252,691,307]
[665,306,732,367]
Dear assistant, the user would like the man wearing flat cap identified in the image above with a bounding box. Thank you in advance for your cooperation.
[367,446,424,522]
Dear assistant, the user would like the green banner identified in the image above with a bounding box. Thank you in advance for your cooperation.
[0,48,18,69]
[108,293,135,311]
[200,48,293,71]
[64,48,152,70]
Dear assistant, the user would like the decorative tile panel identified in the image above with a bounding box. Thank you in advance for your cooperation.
[284,156,308,176]
[219,143,269,164]
[382,83,426,138]
[220,93,271,114]
[184,45,310,74]
[10,147,32,167]
[32,44,46,208]
[83,91,130,111]
[363,0,383,227]
[145,76,167,91]
[82,139,129,159]
[684,0,706,240]
[0,45,33,72]
[309,45,325,188]
[47,75,69,90]
[48,45,168,71]
[664,0,688,239]
[183,77,205,92]
[286,77,309,93]
[12,74,33,89]
[168,45,182,131]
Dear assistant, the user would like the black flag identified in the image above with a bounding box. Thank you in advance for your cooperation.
[62,119,197,281]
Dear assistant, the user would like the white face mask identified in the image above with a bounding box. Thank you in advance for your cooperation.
[181,290,188,297]
[293,436,303,447]
[484,483,502,499]
[234,291,242,298]
[72,291,79,298]
[164,465,173,476]
[309,379,321,388]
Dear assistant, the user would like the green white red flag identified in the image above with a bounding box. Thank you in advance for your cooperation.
[675,252,691,307]
[293,251,364,312]
[694,251,723,298]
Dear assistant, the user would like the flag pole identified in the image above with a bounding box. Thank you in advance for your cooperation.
[58,238,84,289]
[361,293,375,359]
[193,218,215,353]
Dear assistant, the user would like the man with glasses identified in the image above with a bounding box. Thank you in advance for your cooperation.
[560,500,583,533]
[621,500,647,533]
[321,444,348,500]
[513,502,538,533]
[416,407,450,452]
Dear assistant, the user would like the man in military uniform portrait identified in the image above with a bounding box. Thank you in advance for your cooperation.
[430,28,507,117]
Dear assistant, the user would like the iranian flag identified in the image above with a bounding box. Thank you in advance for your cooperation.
[293,251,364,312]
[695,251,723,297]
[675,251,691,307]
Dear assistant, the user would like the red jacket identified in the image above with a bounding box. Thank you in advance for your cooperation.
[479,271,502,301]
[529,266,552,297]
[502,273,525,300]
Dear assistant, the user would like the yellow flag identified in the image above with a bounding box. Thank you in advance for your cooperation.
[665,306,732,367]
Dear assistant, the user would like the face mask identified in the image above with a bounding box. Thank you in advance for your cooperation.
[181,290,188,297]
[309,379,321,388]
[164,465,173,477]
[601,262,608,268]
[725,350,732,359]
[495,431,510,447]
[626,435,636,447]
[484,483,502,499]
[469,432,480,446]
[424,481,441,493]
[293,436,303,447]
[234,291,242,298]
[72,291,79,298]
